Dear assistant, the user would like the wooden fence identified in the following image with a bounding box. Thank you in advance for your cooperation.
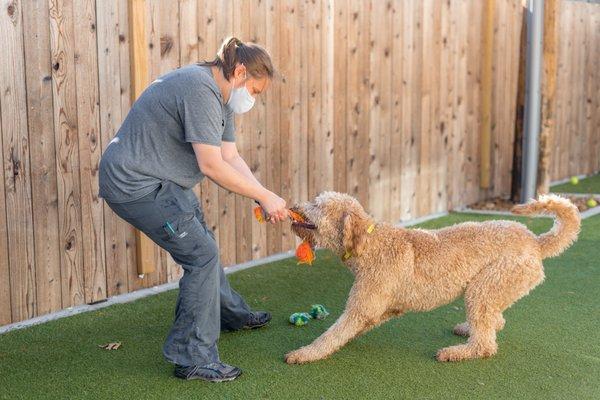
[1,0,598,326]
[551,0,600,180]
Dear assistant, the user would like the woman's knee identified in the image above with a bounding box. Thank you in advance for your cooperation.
[172,231,220,269]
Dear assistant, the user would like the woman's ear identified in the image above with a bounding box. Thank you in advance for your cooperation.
[233,63,247,82]
[342,212,368,257]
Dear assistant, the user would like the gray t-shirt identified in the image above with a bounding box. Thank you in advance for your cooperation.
[98,64,235,203]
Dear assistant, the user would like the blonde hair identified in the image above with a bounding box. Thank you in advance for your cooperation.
[200,36,275,80]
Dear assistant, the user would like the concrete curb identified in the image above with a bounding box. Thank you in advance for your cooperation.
[549,192,599,198]
[454,208,521,217]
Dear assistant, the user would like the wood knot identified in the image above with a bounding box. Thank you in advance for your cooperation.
[7,2,15,18]
[160,35,174,56]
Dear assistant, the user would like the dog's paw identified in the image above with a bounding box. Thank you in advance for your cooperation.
[453,322,470,337]
[436,343,497,362]
[436,345,469,362]
[285,347,318,364]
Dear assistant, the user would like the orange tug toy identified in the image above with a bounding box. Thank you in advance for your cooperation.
[253,205,316,265]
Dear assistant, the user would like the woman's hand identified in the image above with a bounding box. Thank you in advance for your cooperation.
[258,191,288,223]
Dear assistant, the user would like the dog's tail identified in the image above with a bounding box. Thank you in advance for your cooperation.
[511,194,581,259]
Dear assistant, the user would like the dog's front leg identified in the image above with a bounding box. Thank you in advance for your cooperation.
[285,309,371,364]
[285,278,391,365]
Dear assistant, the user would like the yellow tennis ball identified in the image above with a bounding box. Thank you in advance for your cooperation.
[570,176,579,185]
[587,198,597,208]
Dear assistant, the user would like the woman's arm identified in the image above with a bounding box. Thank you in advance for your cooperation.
[192,142,287,222]
[220,141,261,186]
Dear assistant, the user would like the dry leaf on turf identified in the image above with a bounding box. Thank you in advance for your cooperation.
[99,342,122,350]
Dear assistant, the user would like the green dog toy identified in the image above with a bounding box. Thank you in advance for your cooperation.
[289,312,311,326]
[309,304,329,320]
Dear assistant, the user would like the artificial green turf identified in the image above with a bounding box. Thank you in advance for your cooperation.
[1,214,599,400]
[551,173,600,194]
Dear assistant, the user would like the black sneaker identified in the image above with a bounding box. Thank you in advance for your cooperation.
[174,362,242,382]
[243,311,272,330]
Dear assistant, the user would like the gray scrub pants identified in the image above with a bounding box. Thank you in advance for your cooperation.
[105,180,252,367]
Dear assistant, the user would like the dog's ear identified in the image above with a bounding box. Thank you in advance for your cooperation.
[343,212,369,257]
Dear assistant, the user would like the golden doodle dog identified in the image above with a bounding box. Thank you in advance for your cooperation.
[286,192,580,364]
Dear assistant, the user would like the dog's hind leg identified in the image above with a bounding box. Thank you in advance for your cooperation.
[453,314,505,337]
[438,257,544,362]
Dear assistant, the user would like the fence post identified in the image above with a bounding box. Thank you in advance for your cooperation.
[536,0,557,195]
[128,0,156,276]
[480,0,495,189]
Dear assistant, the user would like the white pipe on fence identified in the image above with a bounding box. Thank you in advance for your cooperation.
[521,0,545,202]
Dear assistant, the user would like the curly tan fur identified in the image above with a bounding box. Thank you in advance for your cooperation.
[285,192,580,364]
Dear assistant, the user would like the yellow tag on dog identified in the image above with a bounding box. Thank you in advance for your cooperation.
[367,224,375,234]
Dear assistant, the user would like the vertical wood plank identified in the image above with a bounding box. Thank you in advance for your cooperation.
[368,0,392,220]
[592,5,598,173]
[480,0,495,190]
[49,0,85,309]
[249,0,268,261]
[307,0,322,200]
[437,0,451,213]
[501,0,513,197]
[332,0,347,195]
[216,0,237,266]
[98,0,130,296]
[0,113,10,324]
[574,4,586,176]
[278,0,298,252]
[417,0,432,217]
[296,0,308,227]
[22,0,62,316]
[428,0,443,213]
[233,0,253,264]
[156,0,180,283]
[400,0,416,219]
[0,42,11,324]
[73,0,107,303]
[117,0,140,292]
[447,0,461,209]
[321,0,334,197]
[129,0,157,282]
[1,0,37,321]
[265,0,282,255]
[198,0,221,255]
[465,0,481,201]
[170,0,199,282]
[410,1,423,215]
[179,0,198,65]
[389,0,403,222]
[346,0,370,209]
[583,3,593,175]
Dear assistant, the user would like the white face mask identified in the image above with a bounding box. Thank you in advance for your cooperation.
[227,73,255,114]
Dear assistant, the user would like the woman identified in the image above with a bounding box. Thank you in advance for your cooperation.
[99,37,288,382]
